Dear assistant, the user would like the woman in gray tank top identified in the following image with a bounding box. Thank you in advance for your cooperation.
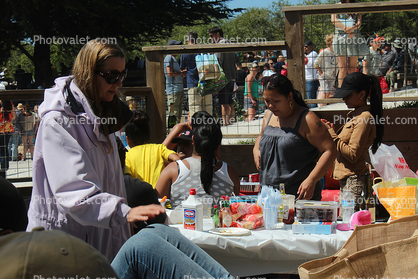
[253,74,337,200]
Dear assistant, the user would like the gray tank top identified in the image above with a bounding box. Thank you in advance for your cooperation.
[259,110,322,200]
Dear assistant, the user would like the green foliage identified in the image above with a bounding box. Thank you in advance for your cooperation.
[302,0,335,51]
[236,138,256,145]
[391,101,418,109]
[1,0,239,85]
[222,7,282,42]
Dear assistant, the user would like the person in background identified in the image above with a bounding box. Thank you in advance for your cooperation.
[253,74,336,200]
[209,26,237,126]
[321,72,383,211]
[125,110,180,188]
[164,40,187,123]
[0,68,8,79]
[276,55,286,73]
[314,34,338,107]
[26,39,165,262]
[8,103,23,161]
[268,58,277,73]
[304,40,319,108]
[385,39,409,93]
[244,62,260,122]
[235,62,247,108]
[380,42,396,76]
[15,65,25,75]
[331,0,369,87]
[156,123,240,208]
[0,100,16,178]
[125,96,138,111]
[20,104,37,160]
[181,31,212,116]
[362,34,383,76]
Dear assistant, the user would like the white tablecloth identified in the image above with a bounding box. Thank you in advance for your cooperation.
[171,221,352,277]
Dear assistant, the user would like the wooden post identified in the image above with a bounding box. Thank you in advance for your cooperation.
[145,51,166,143]
[285,11,306,98]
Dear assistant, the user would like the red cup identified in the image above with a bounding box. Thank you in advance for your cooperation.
[248,173,259,182]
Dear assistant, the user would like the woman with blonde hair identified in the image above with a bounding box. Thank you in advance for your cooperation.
[27,39,165,261]
[315,34,338,107]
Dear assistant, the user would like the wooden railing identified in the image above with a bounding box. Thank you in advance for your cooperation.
[282,0,418,105]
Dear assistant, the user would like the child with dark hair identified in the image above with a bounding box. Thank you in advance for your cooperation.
[125,110,180,188]
[156,122,239,208]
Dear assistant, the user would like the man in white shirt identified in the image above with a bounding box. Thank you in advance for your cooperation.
[304,40,319,108]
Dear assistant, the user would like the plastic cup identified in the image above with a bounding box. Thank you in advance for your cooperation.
[263,207,278,229]
[202,197,213,219]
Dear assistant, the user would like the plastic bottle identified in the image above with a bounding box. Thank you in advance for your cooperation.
[364,172,376,224]
[168,103,177,129]
[277,183,285,223]
[182,188,203,231]
[220,197,232,227]
[212,205,220,228]
[341,188,355,224]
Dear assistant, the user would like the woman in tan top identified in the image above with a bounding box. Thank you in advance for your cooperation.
[322,72,383,210]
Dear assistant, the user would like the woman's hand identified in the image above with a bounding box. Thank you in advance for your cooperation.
[127,204,165,223]
[297,178,316,200]
[320,119,334,131]
[254,147,261,171]
[251,98,257,107]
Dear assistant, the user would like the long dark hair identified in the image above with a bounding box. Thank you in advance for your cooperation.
[364,74,384,154]
[193,123,222,195]
[265,74,308,108]
[124,110,150,146]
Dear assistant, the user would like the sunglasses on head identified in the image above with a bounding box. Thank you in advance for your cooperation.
[95,69,128,85]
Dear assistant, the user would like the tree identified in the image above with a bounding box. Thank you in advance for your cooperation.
[0,0,240,87]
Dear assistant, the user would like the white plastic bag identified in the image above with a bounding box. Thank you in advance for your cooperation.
[369,143,418,181]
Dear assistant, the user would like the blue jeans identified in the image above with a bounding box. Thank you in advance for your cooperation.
[8,131,22,161]
[111,224,232,279]
[306,80,319,108]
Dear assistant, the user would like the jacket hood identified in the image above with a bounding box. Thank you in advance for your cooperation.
[39,76,103,139]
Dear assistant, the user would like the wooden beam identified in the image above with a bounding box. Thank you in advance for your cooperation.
[142,41,286,55]
[285,11,305,97]
[145,51,166,143]
[282,0,418,16]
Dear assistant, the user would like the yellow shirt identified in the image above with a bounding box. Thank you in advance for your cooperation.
[125,144,176,188]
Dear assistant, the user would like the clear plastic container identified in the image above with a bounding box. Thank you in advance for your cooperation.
[295,200,338,222]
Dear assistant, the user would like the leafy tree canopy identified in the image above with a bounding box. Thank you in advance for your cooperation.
[0,0,240,86]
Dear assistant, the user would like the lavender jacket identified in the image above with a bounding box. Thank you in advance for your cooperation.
[27,76,131,262]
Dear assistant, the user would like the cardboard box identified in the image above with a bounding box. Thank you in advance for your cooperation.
[292,221,336,235]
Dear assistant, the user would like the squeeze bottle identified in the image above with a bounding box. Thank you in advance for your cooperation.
[182,188,203,231]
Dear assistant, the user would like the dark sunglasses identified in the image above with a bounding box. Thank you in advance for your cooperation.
[95,69,128,84]
[209,34,214,38]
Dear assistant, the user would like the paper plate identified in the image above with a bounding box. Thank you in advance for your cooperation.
[209,227,251,236]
